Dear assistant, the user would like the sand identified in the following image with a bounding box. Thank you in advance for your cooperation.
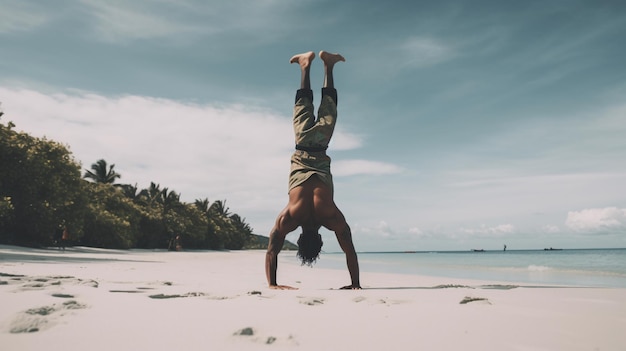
[1,245,624,351]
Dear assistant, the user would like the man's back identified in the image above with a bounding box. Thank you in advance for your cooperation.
[287,176,345,232]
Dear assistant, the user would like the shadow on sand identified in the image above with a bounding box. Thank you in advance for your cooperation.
[0,245,161,264]
[360,284,588,290]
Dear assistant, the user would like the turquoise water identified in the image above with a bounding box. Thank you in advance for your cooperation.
[306,248,626,288]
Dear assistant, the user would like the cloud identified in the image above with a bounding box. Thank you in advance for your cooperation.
[459,224,515,238]
[542,225,561,234]
[400,37,454,67]
[1,86,399,233]
[79,0,205,43]
[565,207,626,232]
[77,0,310,44]
[350,35,454,79]
[330,131,363,151]
[1,86,290,209]
[351,222,429,243]
[332,160,403,177]
[352,221,395,240]
[408,227,423,235]
[0,1,49,34]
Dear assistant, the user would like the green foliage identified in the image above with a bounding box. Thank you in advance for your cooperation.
[83,159,121,184]
[244,234,298,250]
[0,116,87,246]
[81,183,139,249]
[0,196,15,230]
[0,108,257,250]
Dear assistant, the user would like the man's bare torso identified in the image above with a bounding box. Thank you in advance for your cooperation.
[280,175,345,233]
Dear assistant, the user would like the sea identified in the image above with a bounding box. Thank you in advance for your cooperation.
[305,248,626,288]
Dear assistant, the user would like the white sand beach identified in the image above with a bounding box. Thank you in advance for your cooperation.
[1,245,624,351]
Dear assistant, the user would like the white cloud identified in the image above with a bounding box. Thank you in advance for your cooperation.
[565,207,626,232]
[400,37,454,67]
[1,86,399,235]
[542,225,561,234]
[408,227,422,235]
[330,131,363,151]
[77,0,309,44]
[0,1,49,34]
[408,226,433,239]
[79,0,204,43]
[332,159,403,177]
[459,224,515,238]
[377,221,393,238]
[1,86,290,210]
[351,221,395,240]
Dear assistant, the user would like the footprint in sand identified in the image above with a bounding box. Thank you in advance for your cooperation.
[233,327,297,346]
[7,274,99,291]
[108,280,172,294]
[9,300,88,334]
[353,296,367,303]
[298,297,324,306]
[0,274,99,304]
[51,293,75,298]
[351,296,406,305]
[148,292,207,299]
[459,296,492,305]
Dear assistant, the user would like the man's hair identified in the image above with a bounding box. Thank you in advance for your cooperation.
[296,231,323,266]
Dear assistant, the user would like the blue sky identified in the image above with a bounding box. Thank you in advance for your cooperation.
[2,0,625,251]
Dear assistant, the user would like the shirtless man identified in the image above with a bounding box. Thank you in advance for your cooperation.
[265,51,361,290]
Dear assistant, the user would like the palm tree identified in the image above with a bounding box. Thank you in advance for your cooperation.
[138,182,162,206]
[194,198,210,213]
[229,214,253,249]
[194,198,221,249]
[84,159,121,184]
[209,200,230,218]
[230,214,252,233]
[120,183,139,199]
[160,188,181,212]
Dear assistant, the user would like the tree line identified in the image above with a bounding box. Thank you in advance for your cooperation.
[0,108,257,250]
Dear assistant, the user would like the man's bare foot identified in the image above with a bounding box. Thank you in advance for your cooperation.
[269,284,298,290]
[340,284,361,290]
[290,51,315,69]
[319,51,345,67]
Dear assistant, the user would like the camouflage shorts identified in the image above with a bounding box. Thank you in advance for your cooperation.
[288,89,337,193]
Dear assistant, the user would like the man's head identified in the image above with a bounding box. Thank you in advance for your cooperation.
[296,228,323,266]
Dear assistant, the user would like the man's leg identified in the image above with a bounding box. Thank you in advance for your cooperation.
[320,51,345,91]
[320,51,344,104]
[290,51,315,90]
[317,51,345,142]
[290,52,316,138]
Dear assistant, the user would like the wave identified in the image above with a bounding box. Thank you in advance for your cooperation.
[528,265,551,272]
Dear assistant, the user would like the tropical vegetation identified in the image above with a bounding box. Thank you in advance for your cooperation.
[0,106,265,250]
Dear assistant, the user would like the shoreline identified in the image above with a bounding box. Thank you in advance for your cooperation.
[1,245,625,350]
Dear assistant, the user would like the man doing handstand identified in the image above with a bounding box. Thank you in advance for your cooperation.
[265,51,361,290]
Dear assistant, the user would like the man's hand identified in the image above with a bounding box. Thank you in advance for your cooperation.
[339,284,362,290]
[269,285,298,290]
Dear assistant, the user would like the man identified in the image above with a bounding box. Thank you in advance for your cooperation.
[265,51,361,290]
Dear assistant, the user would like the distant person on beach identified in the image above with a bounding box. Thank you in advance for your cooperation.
[54,226,64,250]
[175,235,182,251]
[61,226,69,251]
[265,51,361,290]
[168,234,182,251]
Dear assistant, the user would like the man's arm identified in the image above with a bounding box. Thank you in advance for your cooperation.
[335,224,361,289]
[265,210,298,290]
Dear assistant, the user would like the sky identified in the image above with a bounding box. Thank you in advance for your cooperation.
[1,0,626,252]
